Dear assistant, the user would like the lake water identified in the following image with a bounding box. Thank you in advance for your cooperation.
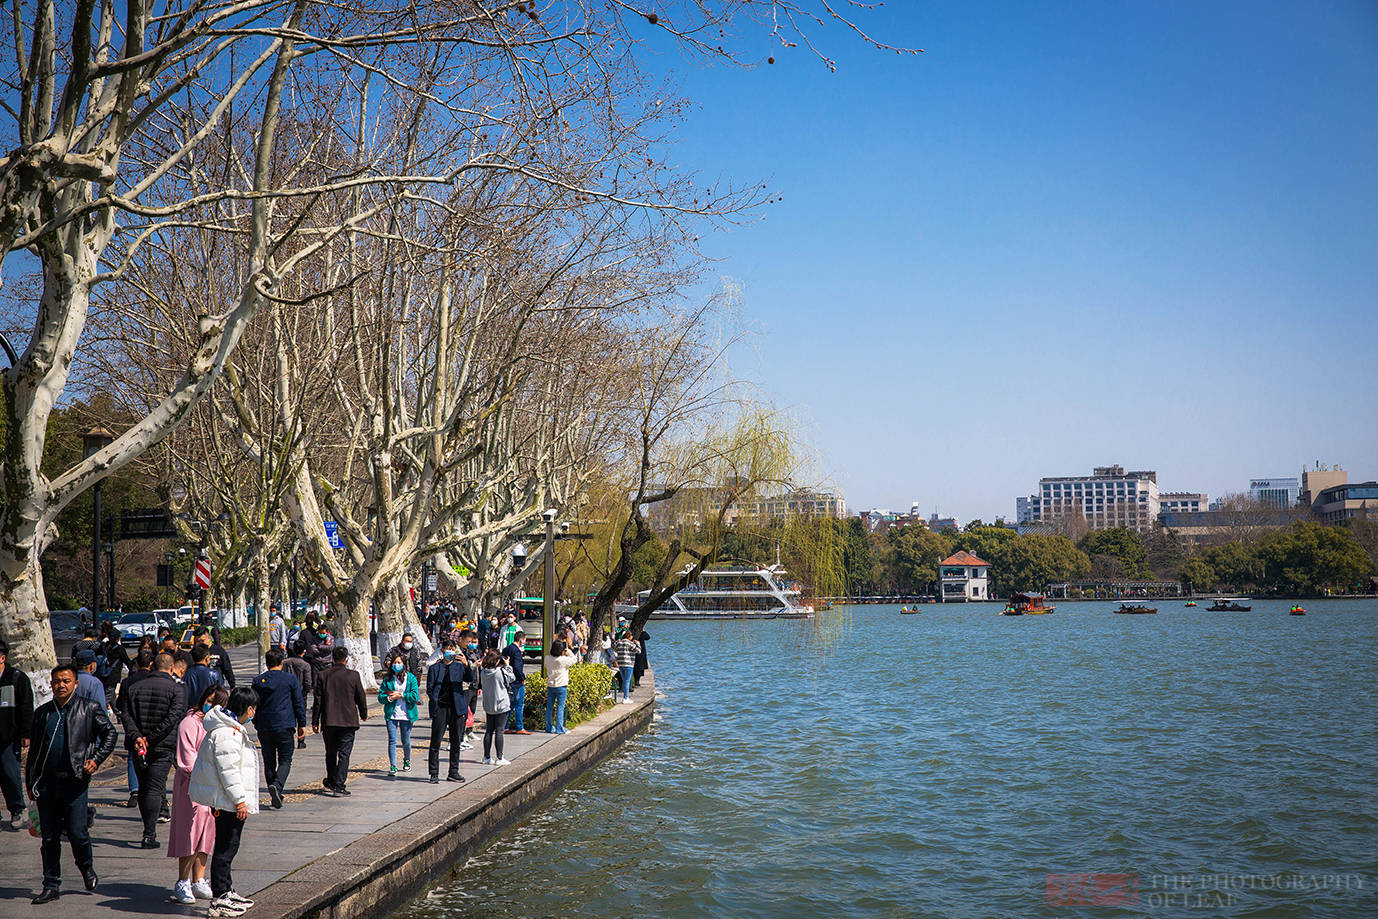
[404,600,1378,919]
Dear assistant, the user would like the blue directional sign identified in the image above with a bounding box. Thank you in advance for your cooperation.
[324,521,343,549]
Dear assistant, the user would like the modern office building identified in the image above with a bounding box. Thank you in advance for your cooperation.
[1313,482,1378,525]
[1023,465,1160,533]
[1248,477,1299,508]
[1159,492,1208,515]
[1301,464,1347,512]
[939,550,990,602]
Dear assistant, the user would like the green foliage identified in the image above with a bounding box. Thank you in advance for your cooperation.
[218,626,261,646]
[951,525,1018,588]
[1000,534,1091,593]
[522,663,615,729]
[1079,527,1150,579]
[1176,557,1216,592]
[630,537,669,591]
[887,526,953,594]
[1183,522,1374,596]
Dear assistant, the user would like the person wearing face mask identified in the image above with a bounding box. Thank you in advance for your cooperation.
[190,687,260,917]
[250,648,306,808]
[424,641,471,784]
[167,683,227,904]
[304,624,335,683]
[385,632,425,685]
[459,630,481,749]
[377,651,419,776]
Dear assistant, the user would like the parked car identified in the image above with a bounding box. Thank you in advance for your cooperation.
[116,610,171,647]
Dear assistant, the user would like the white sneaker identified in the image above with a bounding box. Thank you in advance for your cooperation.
[193,879,214,900]
[170,880,196,904]
[481,757,493,765]
[226,891,255,907]
[209,898,247,918]
[459,741,473,750]
[494,758,511,766]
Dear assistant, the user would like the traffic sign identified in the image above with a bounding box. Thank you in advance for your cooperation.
[193,559,212,590]
[324,521,343,549]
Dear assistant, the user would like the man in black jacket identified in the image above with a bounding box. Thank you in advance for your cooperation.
[25,664,116,903]
[191,627,235,687]
[425,641,471,784]
[119,651,185,848]
[0,639,35,829]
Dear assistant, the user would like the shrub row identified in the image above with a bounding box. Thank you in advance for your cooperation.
[522,662,614,729]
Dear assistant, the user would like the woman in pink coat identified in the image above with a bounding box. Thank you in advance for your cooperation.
[168,683,227,903]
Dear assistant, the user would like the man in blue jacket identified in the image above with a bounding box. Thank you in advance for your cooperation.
[501,630,529,734]
[425,641,471,785]
[181,643,221,720]
[251,647,306,808]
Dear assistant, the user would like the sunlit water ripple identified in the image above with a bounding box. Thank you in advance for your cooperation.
[402,600,1378,919]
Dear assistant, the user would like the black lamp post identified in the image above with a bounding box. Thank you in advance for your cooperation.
[82,426,115,620]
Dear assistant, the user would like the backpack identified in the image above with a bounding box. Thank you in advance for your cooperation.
[96,645,113,680]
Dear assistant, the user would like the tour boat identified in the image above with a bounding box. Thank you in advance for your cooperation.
[1207,598,1252,612]
[1114,603,1157,614]
[1002,593,1055,616]
[639,562,813,620]
[1289,605,1306,616]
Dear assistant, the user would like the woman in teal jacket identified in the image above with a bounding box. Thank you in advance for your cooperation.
[378,651,420,775]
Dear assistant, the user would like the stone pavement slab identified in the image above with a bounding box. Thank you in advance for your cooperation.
[0,643,634,917]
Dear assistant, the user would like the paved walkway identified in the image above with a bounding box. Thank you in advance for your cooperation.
[0,644,645,915]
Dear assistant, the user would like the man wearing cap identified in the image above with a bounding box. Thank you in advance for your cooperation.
[72,650,107,709]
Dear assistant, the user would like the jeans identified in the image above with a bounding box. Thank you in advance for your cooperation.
[385,717,413,769]
[0,741,24,815]
[321,726,357,790]
[127,757,138,793]
[259,729,296,792]
[427,707,461,778]
[510,683,525,731]
[35,773,92,891]
[210,809,244,898]
[545,686,568,733]
[137,748,174,838]
[619,666,635,701]
[483,711,509,759]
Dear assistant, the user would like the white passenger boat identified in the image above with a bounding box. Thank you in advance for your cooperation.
[637,563,813,620]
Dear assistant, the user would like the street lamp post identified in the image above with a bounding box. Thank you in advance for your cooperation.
[542,509,556,677]
[82,426,114,622]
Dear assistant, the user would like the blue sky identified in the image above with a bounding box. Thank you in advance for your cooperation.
[645,0,1378,521]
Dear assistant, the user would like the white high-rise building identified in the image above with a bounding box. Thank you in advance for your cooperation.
[1024,464,1160,533]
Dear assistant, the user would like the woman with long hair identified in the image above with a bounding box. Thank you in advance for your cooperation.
[478,649,515,766]
[543,639,579,734]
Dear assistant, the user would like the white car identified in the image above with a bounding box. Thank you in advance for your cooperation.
[116,611,172,646]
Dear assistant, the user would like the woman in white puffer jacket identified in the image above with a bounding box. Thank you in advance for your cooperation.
[189,687,260,918]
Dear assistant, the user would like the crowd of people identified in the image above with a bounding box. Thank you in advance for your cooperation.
[0,601,649,915]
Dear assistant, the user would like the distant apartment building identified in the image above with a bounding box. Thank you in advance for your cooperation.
[1016,496,1033,525]
[750,488,847,522]
[939,550,990,602]
[1022,465,1160,533]
[1248,477,1299,508]
[858,502,924,532]
[1313,482,1378,525]
[1159,492,1208,515]
[928,514,960,532]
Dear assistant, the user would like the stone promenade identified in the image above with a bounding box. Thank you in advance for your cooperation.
[0,643,654,918]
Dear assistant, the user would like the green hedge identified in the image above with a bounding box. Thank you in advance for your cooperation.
[523,662,614,729]
[218,626,260,647]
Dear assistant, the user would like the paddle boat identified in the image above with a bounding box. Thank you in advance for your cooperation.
[1289,605,1306,616]
[1184,600,1197,607]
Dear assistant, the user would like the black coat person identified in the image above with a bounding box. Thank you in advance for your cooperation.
[633,630,650,687]
[25,665,116,902]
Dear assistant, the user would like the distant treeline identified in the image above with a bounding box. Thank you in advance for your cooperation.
[696,518,1378,600]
